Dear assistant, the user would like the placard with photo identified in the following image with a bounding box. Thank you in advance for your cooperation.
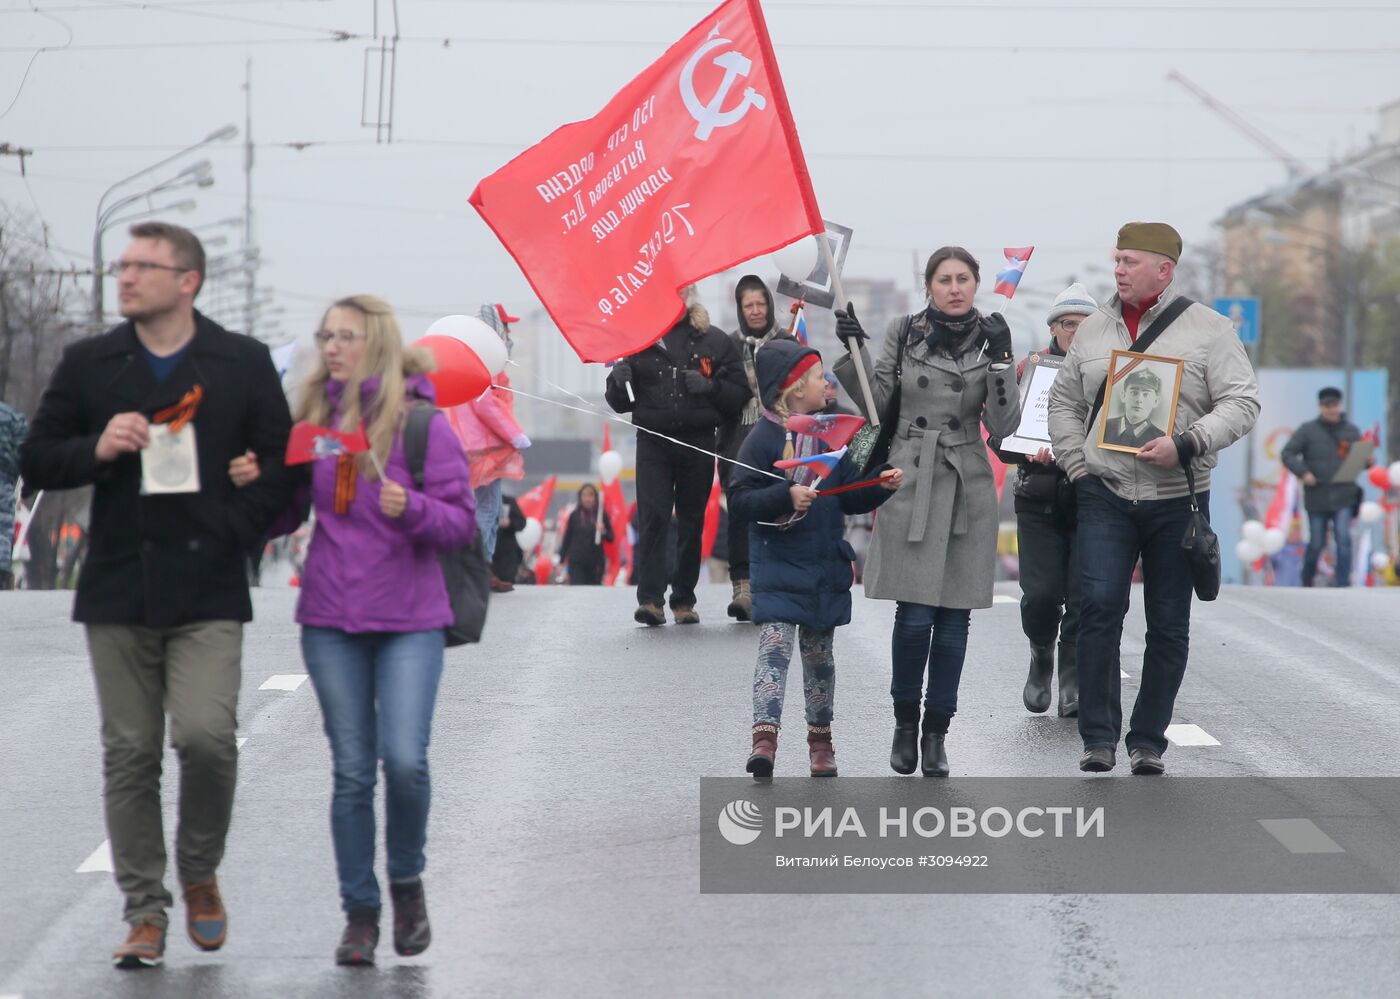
[1097,350,1185,454]
[998,352,1064,456]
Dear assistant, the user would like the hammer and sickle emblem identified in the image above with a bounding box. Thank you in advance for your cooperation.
[680,27,768,141]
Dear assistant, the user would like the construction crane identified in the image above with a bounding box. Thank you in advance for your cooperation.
[1167,70,1308,180]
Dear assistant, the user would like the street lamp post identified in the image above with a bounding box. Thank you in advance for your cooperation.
[90,125,237,330]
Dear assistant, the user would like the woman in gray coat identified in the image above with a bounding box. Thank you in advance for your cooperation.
[833,246,1021,777]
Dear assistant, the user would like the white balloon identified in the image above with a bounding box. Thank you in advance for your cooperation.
[1388,461,1400,489]
[598,450,623,486]
[1261,527,1286,555]
[1235,539,1263,564]
[516,517,542,552]
[770,236,818,282]
[425,315,508,377]
[1241,519,1266,543]
[1359,500,1384,524]
[1372,552,1391,572]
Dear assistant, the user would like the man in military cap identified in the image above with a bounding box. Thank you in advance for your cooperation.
[1048,221,1259,776]
[1103,366,1166,448]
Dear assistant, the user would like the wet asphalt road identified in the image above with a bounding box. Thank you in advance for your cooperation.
[3,580,1399,998]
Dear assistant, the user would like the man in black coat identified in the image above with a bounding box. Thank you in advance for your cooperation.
[1280,386,1365,587]
[604,287,748,625]
[20,221,292,968]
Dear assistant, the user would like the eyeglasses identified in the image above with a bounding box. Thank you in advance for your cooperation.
[108,260,191,277]
[314,329,364,347]
[1054,319,1082,333]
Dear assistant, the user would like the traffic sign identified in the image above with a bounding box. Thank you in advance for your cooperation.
[1214,296,1261,346]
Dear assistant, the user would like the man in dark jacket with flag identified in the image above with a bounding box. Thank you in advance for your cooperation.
[605,286,748,626]
[1280,386,1365,587]
[20,221,292,968]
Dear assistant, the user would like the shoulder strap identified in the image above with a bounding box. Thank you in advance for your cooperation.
[403,402,435,489]
[1087,296,1194,432]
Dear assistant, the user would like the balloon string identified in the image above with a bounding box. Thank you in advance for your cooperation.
[491,379,789,483]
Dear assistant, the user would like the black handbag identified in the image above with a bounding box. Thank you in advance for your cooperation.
[1180,465,1220,601]
[404,404,492,646]
[846,316,911,475]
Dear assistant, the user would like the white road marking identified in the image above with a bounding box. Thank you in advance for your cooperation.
[259,673,309,691]
[992,595,1017,604]
[1258,818,1345,854]
[76,840,113,874]
[1165,723,1220,747]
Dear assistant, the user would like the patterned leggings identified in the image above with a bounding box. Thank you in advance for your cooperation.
[752,623,836,727]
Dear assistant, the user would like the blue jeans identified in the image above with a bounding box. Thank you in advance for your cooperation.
[475,481,504,562]
[1303,507,1353,588]
[890,602,971,717]
[301,627,445,915]
[1075,476,1204,757]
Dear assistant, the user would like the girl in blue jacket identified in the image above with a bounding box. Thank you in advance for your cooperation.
[728,339,902,781]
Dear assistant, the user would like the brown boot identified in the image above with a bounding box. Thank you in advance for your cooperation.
[634,603,666,626]
[727,579,753,622]
[807,725,838,777]
[672,605,700,625]
[746,723,778,783]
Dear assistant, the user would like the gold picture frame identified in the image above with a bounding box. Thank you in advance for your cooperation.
[1096,349,1185,454]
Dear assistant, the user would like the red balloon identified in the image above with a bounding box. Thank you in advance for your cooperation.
[1368,465,1392,490]
[413,334,491,406]
[534,553,554,586]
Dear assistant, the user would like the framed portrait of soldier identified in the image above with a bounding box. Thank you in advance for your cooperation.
[1097,350,1184,454]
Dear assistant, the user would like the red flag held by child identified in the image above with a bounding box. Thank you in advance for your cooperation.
[469,0,822,363]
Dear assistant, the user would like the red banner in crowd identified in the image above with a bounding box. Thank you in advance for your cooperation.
[469,0,823,363]
[599,425,631,584]
[518,475,557,524]
[701,464,722,559]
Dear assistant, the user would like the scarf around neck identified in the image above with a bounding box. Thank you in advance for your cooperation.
[923,305,983,357]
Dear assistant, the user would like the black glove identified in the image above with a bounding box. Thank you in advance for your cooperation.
[683,369,714,395]
[834,301,868,349]
[609,360,632,386]
[982,313,1013,363]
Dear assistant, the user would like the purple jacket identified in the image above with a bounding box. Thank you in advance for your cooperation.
[293,375,476,633]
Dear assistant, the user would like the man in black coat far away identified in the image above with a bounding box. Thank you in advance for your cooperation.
[19,221,292,970]
[605,285,749,626]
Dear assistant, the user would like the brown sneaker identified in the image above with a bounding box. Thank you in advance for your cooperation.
[112,920,165,969]
[672,605,700,625]
[182,877,227,951]
[807,725,838,777]
[633,603,666,626]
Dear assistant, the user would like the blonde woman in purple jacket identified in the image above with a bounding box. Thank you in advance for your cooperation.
[236,294,474,966]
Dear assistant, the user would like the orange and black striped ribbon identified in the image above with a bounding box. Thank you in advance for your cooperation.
[333,453,357,515]
[152,384,204,432]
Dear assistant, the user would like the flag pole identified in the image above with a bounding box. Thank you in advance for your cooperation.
[815,233,879,427]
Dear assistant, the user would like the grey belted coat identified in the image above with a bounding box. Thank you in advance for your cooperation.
[834,312,1021,608]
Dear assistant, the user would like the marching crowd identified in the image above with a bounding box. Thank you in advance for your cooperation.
[6,217,1267,971]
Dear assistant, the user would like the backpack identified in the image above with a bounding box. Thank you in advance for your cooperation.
[403,403,490,646]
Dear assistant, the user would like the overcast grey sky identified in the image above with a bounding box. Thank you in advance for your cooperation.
[2,0,1398,348]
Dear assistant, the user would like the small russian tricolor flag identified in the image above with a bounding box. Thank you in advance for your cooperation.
[775,446,847,478]
[993,246,1035,299]
[785,412,865,448]
[794,310,809,346]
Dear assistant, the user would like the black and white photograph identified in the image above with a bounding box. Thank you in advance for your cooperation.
[1097,350,1185,453]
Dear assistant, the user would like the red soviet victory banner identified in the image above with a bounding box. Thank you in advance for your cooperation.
[469,0,823,363]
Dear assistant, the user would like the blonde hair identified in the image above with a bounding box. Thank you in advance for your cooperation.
[293,294,435,480]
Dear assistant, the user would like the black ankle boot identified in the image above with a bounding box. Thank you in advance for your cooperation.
[890,703,919,774]
[1023,642,1054,713]
[920,712,950,777]
[1057,641,1078,718]
[389,879,431,957]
